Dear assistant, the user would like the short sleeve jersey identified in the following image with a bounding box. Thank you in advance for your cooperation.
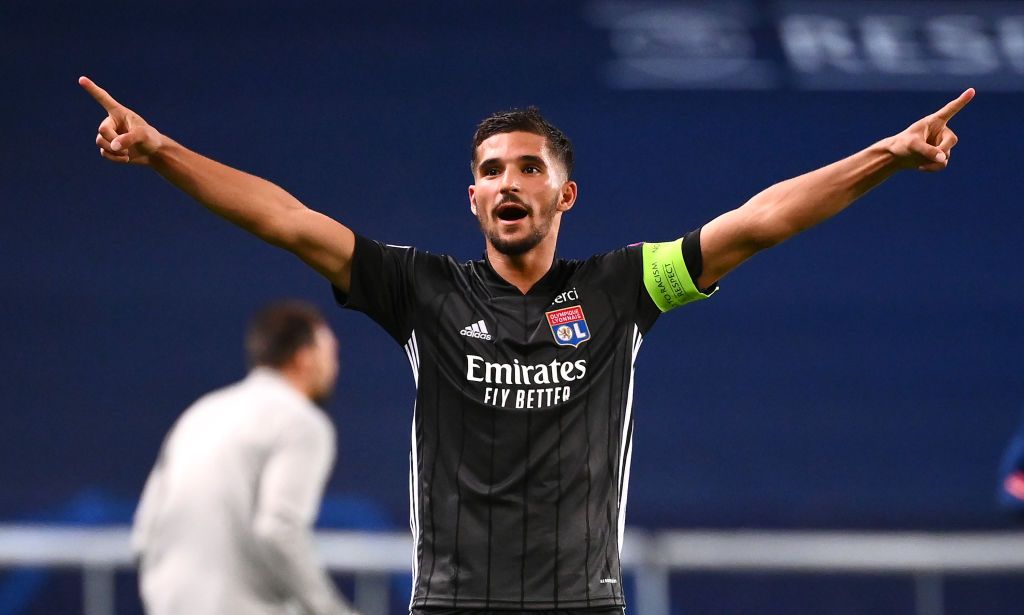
[335,232,714,610]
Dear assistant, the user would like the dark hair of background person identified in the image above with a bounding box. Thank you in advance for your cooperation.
[471,106,575,178]
[245,301,326,368]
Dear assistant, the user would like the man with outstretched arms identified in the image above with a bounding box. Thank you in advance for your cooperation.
[81,76,973,613]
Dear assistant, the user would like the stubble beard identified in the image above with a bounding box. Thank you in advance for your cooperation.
[480,195,559,257]
[311,383,335,409]
[310,371,338,408]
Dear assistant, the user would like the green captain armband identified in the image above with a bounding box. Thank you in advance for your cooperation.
[642,238,714,312]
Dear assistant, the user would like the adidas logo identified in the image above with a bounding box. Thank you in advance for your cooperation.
[459,319,493,341]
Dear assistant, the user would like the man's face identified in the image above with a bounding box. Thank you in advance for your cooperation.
[307,325,340,405]
[469,131,576,256]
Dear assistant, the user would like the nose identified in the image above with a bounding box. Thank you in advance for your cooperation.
[499,168,520,193]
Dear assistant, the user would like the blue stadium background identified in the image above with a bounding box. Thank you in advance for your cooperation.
[3,1,1023,613]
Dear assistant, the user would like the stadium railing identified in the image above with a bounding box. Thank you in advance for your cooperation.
[2,525,1024,615]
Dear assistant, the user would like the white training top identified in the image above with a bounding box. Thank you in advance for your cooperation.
[132,368,354,615]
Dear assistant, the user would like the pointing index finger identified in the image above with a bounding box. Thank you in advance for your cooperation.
[934,88,976,122]
[78,76,122,113]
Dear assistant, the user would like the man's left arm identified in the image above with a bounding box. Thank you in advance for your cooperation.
[695,89,975,289]
[253,412,357,615]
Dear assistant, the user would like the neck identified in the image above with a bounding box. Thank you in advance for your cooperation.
[485,237,558,295]
[270,364,314,401]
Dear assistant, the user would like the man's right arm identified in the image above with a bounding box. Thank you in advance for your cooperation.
[79,76,354,292]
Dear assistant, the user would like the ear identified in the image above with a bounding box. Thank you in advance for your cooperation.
[556,180,578,213]
[468,185,477,216]
[291,345,314,372]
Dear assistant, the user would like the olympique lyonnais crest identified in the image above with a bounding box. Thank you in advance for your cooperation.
[545,306,591,348]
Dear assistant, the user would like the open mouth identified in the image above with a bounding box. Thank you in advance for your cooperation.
[496,202,529,221]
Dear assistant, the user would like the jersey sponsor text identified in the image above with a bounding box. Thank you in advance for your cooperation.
[466,354,587,409]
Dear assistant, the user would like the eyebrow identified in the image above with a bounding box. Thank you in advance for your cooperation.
[477,155,547,171]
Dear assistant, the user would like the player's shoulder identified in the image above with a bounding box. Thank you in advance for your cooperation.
[363,234,464,271]
[185,377,248,413]
[576,242,644,272]
[279,400,334,441]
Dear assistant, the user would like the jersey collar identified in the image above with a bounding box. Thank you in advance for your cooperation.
[478,252,566,297]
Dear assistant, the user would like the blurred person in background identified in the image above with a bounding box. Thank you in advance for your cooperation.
[82,76,972,614]
[998,410,1024,517]
[131,301,359,615]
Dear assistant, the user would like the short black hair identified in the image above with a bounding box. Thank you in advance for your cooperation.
[244,301,326,369]
[471,106,574,178]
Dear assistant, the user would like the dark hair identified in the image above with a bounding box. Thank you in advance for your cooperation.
[471,106,574,178]
[245,301,326,369]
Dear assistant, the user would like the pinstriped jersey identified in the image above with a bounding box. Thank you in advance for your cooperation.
[334,232,712,611]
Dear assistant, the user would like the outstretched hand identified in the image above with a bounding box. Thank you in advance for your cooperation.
[889,88,975,172]
[79,76,163,165]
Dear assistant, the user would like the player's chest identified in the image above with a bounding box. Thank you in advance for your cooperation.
[428,284,616,353]
[422,284,623,411]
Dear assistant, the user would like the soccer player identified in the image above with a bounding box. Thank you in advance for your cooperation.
[132,302,358,615]
[82,76,972,614]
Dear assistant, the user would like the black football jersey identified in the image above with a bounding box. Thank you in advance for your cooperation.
[335,231,713,610]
